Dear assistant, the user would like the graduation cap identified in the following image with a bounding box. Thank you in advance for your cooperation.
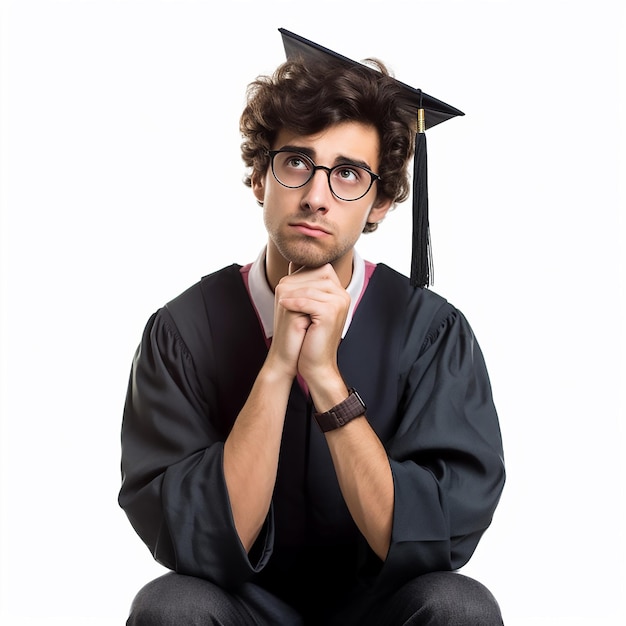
[279,28,464,287]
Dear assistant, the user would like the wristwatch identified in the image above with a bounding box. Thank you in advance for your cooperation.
[313,388,367,433]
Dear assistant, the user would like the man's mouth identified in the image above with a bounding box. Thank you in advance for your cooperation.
[290,222,331,238]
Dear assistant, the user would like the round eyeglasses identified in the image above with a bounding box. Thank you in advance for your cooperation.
[266,149,381,202]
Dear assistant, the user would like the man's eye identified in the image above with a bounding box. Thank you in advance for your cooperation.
[335,167,359,182]
[286,156,309,170]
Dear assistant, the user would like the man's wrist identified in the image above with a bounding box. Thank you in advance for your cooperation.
[306,374,348,414]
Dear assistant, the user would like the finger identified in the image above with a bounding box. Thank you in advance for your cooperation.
[280,278,348,299]
[279,273,343,298]
[288,262,305,276]
[278,291,350,317]
[278,284,343,305]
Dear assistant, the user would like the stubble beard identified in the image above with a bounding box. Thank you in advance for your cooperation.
[270,230,355,269]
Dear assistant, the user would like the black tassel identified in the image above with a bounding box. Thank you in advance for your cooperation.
[410,130,432,288]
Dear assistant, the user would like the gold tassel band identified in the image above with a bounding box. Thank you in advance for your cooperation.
[417,108,426,134]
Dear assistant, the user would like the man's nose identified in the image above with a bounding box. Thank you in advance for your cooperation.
[301,168,332,212]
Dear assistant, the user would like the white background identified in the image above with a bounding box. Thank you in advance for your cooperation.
[1,0,624,624]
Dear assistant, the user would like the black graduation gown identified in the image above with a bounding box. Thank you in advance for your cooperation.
[118,262,505,616]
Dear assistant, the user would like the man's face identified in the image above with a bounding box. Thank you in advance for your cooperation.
[253,121,392,274]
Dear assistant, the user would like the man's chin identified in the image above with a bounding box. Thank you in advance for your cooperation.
[280,245,336,270]
[288,258,329,270]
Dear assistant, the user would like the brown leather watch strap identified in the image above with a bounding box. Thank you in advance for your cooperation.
[313,388,367,433]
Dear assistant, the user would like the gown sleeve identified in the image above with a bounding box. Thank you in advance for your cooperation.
[374,300,505,589]
[118,304,273,588]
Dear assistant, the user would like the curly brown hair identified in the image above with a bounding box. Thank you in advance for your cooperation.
[240,59,416,233]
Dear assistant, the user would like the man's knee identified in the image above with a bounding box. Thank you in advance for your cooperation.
[126,571,304,626]
[126,572,242,626]
[397,571,504,626]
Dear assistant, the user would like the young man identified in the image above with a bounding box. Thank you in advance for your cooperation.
[119,29,506,625]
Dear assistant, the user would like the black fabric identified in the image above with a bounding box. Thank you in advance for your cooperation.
[126,572,304,626]
[279,28,464,129]
[125,570,503,626]
[411,131,431,287]
[119,262,505,619]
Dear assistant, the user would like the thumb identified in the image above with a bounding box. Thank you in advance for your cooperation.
[288,262,305,276]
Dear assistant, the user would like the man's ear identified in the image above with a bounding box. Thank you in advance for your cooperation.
[367,196,393,224]
[251,171,266,205]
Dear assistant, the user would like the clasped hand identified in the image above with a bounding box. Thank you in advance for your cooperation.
[269,263,351,385]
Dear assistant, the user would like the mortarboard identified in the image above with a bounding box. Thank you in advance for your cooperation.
[279,28,464,287]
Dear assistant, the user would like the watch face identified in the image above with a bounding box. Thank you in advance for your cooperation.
[352,389,366,410]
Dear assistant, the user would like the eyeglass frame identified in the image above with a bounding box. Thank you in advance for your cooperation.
[265,149,382,202]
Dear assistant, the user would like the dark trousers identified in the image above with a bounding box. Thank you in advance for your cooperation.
[126,570,504,625]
